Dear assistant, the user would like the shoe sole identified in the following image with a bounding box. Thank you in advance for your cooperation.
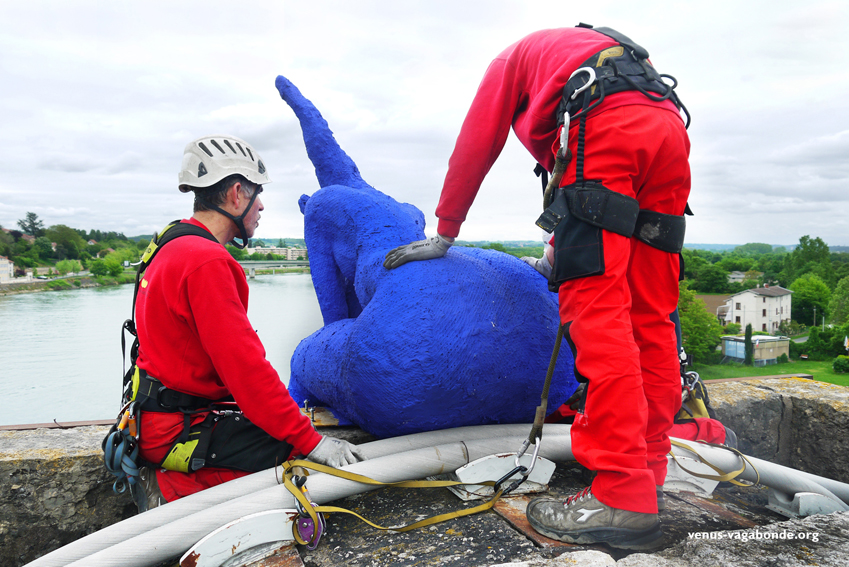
[528,518,664,551]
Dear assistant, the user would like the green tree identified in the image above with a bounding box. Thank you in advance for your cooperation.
[90,259,110,276]
[694,263,728,293]
[744,324,753,366]
[17,212,45,237]
[724,322,741,335]
[55,259,82,275]
[678,282,724,363]
[734,243,773,255]
[789,273,832,326]
[781,235,835,288]
[829,276,849,325]
[45,225,86,260]
[226,244,248,261]
[34,236,53,259]
[482,242,507,252]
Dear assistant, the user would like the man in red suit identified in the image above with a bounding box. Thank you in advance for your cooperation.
[385,25,691,549]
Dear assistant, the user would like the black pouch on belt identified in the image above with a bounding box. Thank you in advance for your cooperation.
[538,181,639,291]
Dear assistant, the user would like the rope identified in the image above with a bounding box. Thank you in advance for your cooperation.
[279,459,506,547]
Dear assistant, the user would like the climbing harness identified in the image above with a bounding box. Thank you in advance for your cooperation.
[536,23,691,290]
[104,221,225,499]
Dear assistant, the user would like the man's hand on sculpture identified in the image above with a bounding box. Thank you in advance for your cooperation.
[307,436,364,468]
[383,234,453,270]
[521,253,552,279]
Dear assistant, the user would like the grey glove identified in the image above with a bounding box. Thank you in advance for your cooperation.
[383,234,452,270]
[307,436,364,468]
[521,254,552,279]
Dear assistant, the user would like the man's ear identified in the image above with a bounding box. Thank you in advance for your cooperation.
[227,181,244,208]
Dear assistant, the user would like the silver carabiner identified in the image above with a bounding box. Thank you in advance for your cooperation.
[515,438,541,477]
[568,67,597,101]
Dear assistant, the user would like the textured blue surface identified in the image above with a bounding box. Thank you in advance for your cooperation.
[277,75,577,438]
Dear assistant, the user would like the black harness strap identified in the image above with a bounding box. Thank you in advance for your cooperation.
[121,221,219,403]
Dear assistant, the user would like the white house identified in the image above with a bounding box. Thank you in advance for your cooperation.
[0,256,14,283]
[245,245,307,260]
[721,285,792,334]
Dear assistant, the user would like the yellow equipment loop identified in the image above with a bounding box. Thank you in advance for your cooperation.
[279,460,505,547]
[669,440,760,487]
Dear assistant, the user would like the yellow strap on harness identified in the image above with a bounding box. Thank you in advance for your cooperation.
[669,440,759,487]
[279,459,504,546]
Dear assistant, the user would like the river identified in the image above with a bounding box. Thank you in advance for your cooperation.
[0,274,324,426]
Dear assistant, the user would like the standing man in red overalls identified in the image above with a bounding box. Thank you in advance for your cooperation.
[384,25,691,550]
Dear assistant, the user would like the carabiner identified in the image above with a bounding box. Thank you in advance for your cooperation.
[515,438,541,477]
[568,67,597,101]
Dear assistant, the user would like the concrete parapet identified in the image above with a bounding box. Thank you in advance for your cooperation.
[3,378,849,567]
[0,425,134,567]
[708,377,849,484]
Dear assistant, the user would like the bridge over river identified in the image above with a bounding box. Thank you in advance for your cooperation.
[238,260,310,278]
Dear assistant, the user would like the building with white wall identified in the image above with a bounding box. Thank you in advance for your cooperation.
[245,245,307,260]
[721,285,792,334]
[0,256,14,283]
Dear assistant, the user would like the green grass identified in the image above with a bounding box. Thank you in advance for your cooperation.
[695,360,849,387]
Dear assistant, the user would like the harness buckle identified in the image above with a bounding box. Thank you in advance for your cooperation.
[568,67,597,101]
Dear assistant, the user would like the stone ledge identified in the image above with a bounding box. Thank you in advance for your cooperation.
[708,377,849,483]
[4,379,849,567]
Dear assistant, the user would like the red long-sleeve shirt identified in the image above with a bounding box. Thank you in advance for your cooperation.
[135,218,320,497]
[435,27,681,238]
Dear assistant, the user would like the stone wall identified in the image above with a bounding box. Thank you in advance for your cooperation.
[2,378,848,567]
[0,426,135,567]
[709,377,849,483]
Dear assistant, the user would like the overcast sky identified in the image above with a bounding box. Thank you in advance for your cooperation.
[1,1,847,246]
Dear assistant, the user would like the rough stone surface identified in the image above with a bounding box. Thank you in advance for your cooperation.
[657,511,849,567]
[6,379,849,567]
[710,378,849,483]
[0,426,135,567]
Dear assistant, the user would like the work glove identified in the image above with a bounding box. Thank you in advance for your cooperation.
[307,436,364,468]
[521,254,552,279]
[383,234,453,270]
[564,382,587,411]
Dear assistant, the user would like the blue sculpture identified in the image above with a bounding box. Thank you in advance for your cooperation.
[277,75,577,438]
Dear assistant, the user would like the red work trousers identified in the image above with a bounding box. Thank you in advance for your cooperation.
[557,105,691,514]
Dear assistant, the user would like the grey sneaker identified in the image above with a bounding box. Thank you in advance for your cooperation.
[527,487,663,550]
[133,467,165,513]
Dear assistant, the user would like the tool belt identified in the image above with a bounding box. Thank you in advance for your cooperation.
[129,367,235,473]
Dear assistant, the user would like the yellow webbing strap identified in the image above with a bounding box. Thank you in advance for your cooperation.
[280,460,504,546]
[669,440,760,487]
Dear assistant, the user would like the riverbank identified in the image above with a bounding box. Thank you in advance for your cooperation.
[0,268,310,297]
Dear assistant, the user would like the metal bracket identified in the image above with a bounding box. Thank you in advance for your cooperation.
[767,489,847,518]
[180,509,299,567]
[446,453,556,501]
[664,454,720,497]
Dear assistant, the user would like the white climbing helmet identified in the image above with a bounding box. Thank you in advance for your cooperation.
[178,134,271,192]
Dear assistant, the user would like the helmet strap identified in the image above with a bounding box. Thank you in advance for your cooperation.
[196,186,261,250]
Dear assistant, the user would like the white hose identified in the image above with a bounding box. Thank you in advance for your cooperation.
[28,428,849,567]
[26,425,571,567]
[64,435,574,567]
[671,439,849,508]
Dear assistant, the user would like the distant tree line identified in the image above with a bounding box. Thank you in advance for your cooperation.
[1,212,144,277]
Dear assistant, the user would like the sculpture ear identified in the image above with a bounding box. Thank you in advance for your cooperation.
[299,194,311,214]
